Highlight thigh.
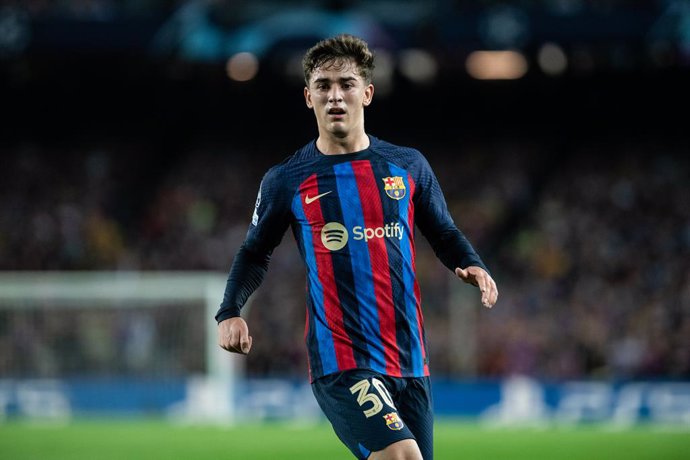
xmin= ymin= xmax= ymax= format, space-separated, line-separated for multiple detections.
xmin=312 ymin=370 xmax=417 ymax=459
xmin=396 ymin=377 xmax=434 ymax=460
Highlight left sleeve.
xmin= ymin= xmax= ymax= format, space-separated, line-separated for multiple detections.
xmin=412 ymin=151 xmax=489 ymax=273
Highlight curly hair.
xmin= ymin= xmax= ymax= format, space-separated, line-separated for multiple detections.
xmin=302 ymin=34 xmax=375 ymax=86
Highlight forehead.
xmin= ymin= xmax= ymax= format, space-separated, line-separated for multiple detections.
xmin=309 ymin=58 xmax=362 ymax=83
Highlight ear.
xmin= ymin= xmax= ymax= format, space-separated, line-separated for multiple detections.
xmin=304 ymin=87 xmax=313 ymax=109
xmin=362 ymin=83 xmax=374 ymax=107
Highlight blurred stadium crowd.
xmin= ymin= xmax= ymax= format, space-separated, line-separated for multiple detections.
xmin=1 ymin=0 xmax=688 ymax=383
xmin=1 ymin=138 xmax=687 ymax=381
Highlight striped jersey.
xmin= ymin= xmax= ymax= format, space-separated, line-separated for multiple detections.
xmin=217 ymin=136 xmax=487 ymax=381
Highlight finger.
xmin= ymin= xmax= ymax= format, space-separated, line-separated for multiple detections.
xmin=221 ymin=330 xmax=235 ymax=351
xmin=239 ymin=328 xmax=251 ymax=354
xmin=242 ymin=335 xmax=253 ymax=354
xmin=227 ymin=342 xmax=244 ymax=354
xmin=483 ymin=278 xmax=498 ymax=308
xmin=477 ymin=275 xmax=490 ymax=307
xmin=456 ymin=267 xmax=477 ymax=286
xmin=223 ymin=327 xmax=241 ymax=353
xmin=218 ymin=326 xmax=231 ymax=350
xmin=469 ymin=270 xmax=486 ymax=297
xmin=489 ymin=279 xmax=498 ymax=307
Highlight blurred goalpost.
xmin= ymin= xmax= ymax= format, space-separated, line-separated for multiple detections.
xmin=0 ymin=271 xmax=243 ymax=423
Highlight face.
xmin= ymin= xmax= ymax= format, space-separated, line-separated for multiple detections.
xmin=304 ymin=59 xmax=374 ymax=139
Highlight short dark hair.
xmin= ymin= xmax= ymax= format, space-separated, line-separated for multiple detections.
xmin=302 ymin=34 xmax=375 ymax=86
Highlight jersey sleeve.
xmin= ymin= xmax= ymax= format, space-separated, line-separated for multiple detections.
xmin=215 ymin=166 xmax=293 ymax=322
xmin=412 ymin=151 xmax=489 ymax=273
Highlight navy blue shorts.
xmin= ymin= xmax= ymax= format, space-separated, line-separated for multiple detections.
xmin=312 ymin=369 xmax=433 ymax=459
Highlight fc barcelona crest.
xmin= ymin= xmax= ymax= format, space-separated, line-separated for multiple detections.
xmin=384 ymin=412 xmax=404 ymax=431
xmin=382 ymin=176 xmax=406 ymax=200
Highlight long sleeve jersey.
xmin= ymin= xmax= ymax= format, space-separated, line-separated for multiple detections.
xmin=216 ymin=136 xmax=488 ymax=381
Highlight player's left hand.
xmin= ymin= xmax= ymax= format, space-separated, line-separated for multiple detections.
xmin=455 ymin=266 xmax=498 ymax=308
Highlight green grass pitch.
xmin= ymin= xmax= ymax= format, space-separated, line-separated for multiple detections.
xmin=1 ymin=418 xmax=688 ymax=459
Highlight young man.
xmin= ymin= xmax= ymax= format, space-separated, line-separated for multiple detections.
xmin=216 ymin=34 xmax=498 ymax=460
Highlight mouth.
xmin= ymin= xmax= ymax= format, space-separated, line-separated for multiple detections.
xmin=327 ymin=107 xmax=346 ymax=119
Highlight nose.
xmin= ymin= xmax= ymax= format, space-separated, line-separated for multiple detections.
xmin=328 ymin=87 xmax=343 ymax=103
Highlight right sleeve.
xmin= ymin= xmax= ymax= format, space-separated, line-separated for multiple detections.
xmin=215 ymin=167 xmax=293 ymax=322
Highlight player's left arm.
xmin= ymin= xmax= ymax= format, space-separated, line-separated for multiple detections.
xmin=411 ymin=152 xmax=498 ymax=308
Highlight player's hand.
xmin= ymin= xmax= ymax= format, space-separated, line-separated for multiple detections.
xmin=455 ymin=266 xmax=498 ymax=308
xmin=218 ymin=317 xmax=253 ymax=355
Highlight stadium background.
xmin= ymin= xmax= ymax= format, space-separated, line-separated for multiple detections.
xmin=1 ymin=1 xmax=689 ymax=458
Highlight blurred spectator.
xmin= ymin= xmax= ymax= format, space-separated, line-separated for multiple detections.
xmin=0 ymin=137 xmax=687 ymax=381
xmin=1 ymin=0 xmax=687 ymax=383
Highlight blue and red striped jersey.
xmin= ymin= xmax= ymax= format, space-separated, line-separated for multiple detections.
xmin=217 ymin=136 xmax=487 ymax=381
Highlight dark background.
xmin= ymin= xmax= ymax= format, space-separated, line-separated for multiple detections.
xmin=3 ymin=0 xmax=687 ymax=148
xmin=1 ymin=1 xmax=688 ymax=380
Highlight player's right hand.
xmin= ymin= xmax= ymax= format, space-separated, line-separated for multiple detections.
xmin=218 ymin=317 xmax=253 ymax=355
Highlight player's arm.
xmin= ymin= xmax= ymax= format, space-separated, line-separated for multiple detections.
xmin=412 ymin=153 xmax=498 ymax=308
xmin=216 ymin=243 xmax=272 ymax=355
xmin=216 ymin=168 xmax=291 ymax=354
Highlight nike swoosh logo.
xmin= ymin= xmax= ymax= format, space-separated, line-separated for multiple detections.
xmin=305 ymin=191 xmax=332 ymax=204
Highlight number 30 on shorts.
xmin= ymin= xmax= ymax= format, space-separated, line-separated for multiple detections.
xmin=349 ymin=378 xmax=397 ymax=418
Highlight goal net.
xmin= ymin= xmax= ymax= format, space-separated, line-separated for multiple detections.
xmin=0 ymin=271 xmax=242 ymax=423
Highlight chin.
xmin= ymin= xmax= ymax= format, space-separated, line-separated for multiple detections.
xmin=329 ymin=124 xmax=348 ymax=137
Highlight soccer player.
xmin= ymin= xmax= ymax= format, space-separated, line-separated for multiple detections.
xmin=216 ymin=34 xmax=498 ymax=460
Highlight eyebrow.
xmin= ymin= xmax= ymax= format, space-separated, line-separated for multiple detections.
xmin=313 ymin=76 xmax=358 ymax=84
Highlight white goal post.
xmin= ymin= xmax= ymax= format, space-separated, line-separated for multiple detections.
xmin=0 ymin=271 xmax=243 ymax=423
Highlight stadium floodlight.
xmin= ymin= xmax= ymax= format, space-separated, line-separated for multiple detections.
xmin=465 ymin=50 xmax=528 ymax=80
xmin=398 ymin=48 xmax=438 ymax=85
xmin=226 ymin=52 xmax=260 ymax=82
xmin=538 ymin=42 xmax=568 ymax=76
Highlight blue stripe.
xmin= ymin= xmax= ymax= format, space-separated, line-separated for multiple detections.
xmin=388 ymin=163 xmax=423 ymax=376
xmin=292 ymin=194 xmax=339 ymax=375
xmin=333 ymin=162 xmax=387 ymax=374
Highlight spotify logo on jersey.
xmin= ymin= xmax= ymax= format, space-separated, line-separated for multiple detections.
xmin=321 ymin=222 xmax=349 ymax=251
xmin=321 ymin=221 xmax=406 ymax=251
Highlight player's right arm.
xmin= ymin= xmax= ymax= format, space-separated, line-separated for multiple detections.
xmin=215 ymin=166 xmax=292 ymax=354
xmin=215 ymin=243 xmax=269 ymax=355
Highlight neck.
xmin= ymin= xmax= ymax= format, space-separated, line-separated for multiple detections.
xmin=316 ymin=130 xmax=370 ymax=155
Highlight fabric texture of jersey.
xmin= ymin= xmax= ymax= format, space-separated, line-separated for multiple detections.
xmin=216 ymin=136 xmax=487 ymax=381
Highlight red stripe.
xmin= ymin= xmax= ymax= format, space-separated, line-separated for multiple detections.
xmin=407 ymin=175 xmax=429 ymax=375
xmin=300 ymin=174 xmax=356 ymax=371
xmin=305 ymin=302 xmax=313 ymax=381
xmin=351 ymin=160 xmax=401 ymax=376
